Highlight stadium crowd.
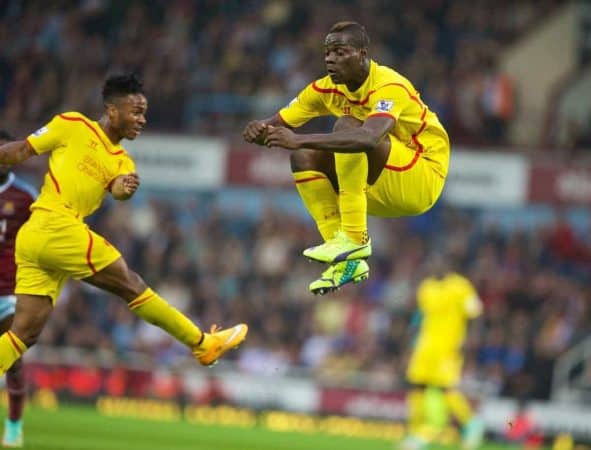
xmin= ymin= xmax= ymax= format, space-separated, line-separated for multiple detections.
xmin=29 ymin=195 xmax=590 ymax=402
xmin=0 ymin=0 xmax=565 ymax=145
xmin=1 ymin=0 xmax=588 ymax=407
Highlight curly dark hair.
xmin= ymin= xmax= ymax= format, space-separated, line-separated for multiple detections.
xmin=102 ymin=73 xmax=144 ymax=103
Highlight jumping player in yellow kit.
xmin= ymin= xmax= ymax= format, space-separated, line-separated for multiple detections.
xmin=0 ymin=74 xmax=247 ymax=377
xmin=243 ymin=21 xmax=450 ymax=295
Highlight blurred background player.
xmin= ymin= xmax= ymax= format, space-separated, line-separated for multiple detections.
xmin=0 ymin=130 xmax=36 ymax=447
xmin=0 ymin=74 xmax=247 ymax=380
xmin=243 ymin=21 xmax=449 ymax=296
xmin=401 ymin=254 xmax=484 ymax=450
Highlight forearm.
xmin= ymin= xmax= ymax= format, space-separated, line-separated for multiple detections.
xmin=0 ymin=141 xmax=36 ymax=165
xmin=296 ymin=128 xmax=380 ymax=153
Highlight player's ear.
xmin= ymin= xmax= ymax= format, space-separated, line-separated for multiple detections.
xmin=105 ymin=102 xmax=118 ymax=120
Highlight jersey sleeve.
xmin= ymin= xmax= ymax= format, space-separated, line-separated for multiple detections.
xmin=117 ymin=154 xmax=136 ymax=175
xmin=26 ymin=115 xmax=66 ymax=154
xmin=367 ymin=84 xmax=416 ymax=121
xmin=106 ymin=154 xmax=136 ymax=191
xmin=457 ymin=277 xmax=482 ymax=319
xmin=278 ymin=82 xmax=331 ymax=128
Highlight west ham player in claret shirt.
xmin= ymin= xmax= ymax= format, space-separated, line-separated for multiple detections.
xmin=0 ymin=130 xmax=37 ymax=447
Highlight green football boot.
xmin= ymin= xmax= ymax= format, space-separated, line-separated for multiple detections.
xmin=309 ymin=260 xmax=370 ymax=295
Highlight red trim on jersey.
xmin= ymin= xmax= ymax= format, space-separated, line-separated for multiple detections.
xmin=312 ymin=82 xmax=375 ymax=105
xmin=6 ymin=332 xmax=24 ymax=356
xmin=25 ymin=137 xmax=40 ymax=155
xmin=311 ymin=81 xmax=426 ymax=108
xmin=384 ymin=107 xmax=428 ymax=172
xmin=48 ymin=167 xmax=61 ymax=193
xmin=367 ymin=112 xmax=396 ymax=120
xmin=58 ymin=114 xmax=125 ymax=155
xmin=86 ymin=230 xmax=97 ymax=274
xmin=294 ymin=175 xmax=327 ymax=184
xmin=385 ymin=151 xmax=422 ymax=172
xmin=387 ymin=82 xmax=425 ymax=109
xmin=311 ymin=78 xmax=430 ymax=172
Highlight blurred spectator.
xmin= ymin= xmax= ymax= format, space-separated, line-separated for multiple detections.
xmin=0 ymin=0 xmax=563 ymax=145
xmin=21 ymin=193 xmax=588 ymax=402
xmin=2 ymin=0 xmax=585 ymax=405
xmin=479 ymin=47 xmax=514 ymax=144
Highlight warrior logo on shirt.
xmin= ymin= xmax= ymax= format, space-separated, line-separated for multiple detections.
xmin=88 ymin=139 xmax=99 ymax=151
xmin=375 ymin=100 xmax=394 ymax=112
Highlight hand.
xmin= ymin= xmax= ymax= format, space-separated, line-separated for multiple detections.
xmin=243 ymin=120 xmax=268 ymax=145
xmin=264 ymin=126 xmax=300 ymax=150
xmin=122 ymin=173 xmax=140 ymax=195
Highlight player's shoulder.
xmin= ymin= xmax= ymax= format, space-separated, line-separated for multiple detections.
xmin=372 ymin=61 xmax=414 ymax=90
xmin=447 ymin=272 xmax=474 ymax=288
xmin=37 ymin=111 xmax=91 ymax=132
xmin=55 ymin=111 xmax=90 ymax=122
xmin=373 ymin=61 xmax=400 ymax=81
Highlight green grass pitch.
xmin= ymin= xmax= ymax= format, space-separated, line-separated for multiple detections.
xmin=14 ymin=404 xmax=542 ymax=450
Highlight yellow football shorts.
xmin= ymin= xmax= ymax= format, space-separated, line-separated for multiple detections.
xmin=15 ymin=210 xmax=122 ymax=303
xmin=366 ymin=134 xmax=447 ymax=218
xmin=406 ymin=346 xmax=463 ymax=388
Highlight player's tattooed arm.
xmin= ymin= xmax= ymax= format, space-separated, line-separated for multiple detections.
xmin=265 ymin=115 xmax=394 ymax=153
xmin=0 ymin=140 xmax=37 ymax=165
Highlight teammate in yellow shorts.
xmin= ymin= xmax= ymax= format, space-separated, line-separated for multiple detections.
xmin=0 ymin=74 xmax=247 ymax=376
xmin=243 ymin=21 xmax=450 ymax=295
xmin=402 ymin=255 xmax=484 ymax=450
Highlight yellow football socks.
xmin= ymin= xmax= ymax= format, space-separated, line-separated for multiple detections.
xmin=406 ymin=388 xmax=425 ymax=434
xmin=414 ymin=386 xmax=448 ymax=443
xmin=0 ymin=331 xmax=27 ymax=376
xmin=129 ymin=288 xmax=203 ymax=348
xmin=293 ymin=170 xmax=340 ymax=241
xmin=334 ymin=153 xmax=368 ymax=244
xmin=444 ymin=390 xmax=473 ymax=425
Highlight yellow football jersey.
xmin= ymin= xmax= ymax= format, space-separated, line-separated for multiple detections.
xmin=279 ymin=60 xmax=450 ymax=177
xmin=26 ymin=112 xmax=135 ymax=220
xmin=414 ymin=273 xmax=481 ymax=352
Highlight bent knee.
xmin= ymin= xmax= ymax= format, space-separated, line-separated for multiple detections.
xmin=290 ymin=148 xmax=332 ymax=173
xmin=119 ymin=270 xmax=147 ymax=301
xmin=333 ymin=115 xmax=363 ymax=132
